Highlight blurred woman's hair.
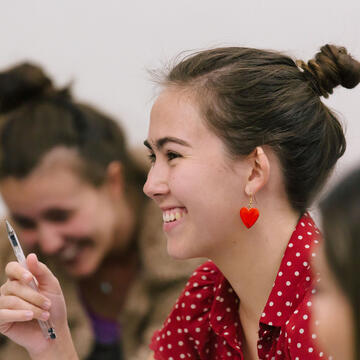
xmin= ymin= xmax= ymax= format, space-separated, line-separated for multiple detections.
xmin=0 ymin=63 xmax=146 ymax=194
xmin=320 ymin=167 xmax=360 ymax=359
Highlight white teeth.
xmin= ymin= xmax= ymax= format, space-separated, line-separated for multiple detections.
xmin=162 ymin=209 xmax=186 ymax=223
xmin=60 ymin=245 xmax=78 ymax=261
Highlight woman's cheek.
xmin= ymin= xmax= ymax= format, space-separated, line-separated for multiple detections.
xmin=19 ymin=230 xmax=39 ymax=248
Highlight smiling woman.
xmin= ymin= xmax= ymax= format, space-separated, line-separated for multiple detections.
xmin=0 ymin=150 xmax=119 ymax=274
xmin=0 ymin=63 xmax=144 ymax=279
xmin=143 ymin=44 xmax=360 ymax=359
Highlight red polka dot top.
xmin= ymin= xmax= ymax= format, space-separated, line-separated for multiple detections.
xmin=150 ymin=213 xmax=327 ymax=359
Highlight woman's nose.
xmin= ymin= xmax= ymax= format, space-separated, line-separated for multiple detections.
xmin=37 ymin=222 xmax=64 ymax=255
xmin=143 ymin=164 xmax=170 ymax=200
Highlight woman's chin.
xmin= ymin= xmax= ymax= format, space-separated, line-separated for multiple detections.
xmin=65 ymin=264 xmax=92 ymax=278
xmin=166 ymin=238 xmax=199 ymax=260
xmin=63 ymin=255 xmax=98 ymax=278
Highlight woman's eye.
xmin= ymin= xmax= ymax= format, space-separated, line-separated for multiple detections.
xmin=12 ymin=215 xmax=36 ymax=230
xmin=147 ymin=151 xmax=180 ymax=164
xmin=167 ymin=151 xmax=181 ymax=161
xmin=44 ymin=209 xmax=73 ymax=223
xmin=147 ymin=153 xmax=156 ymax=164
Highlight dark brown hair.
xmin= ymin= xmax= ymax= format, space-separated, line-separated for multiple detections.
xmin=0 ymin=62 xmax=146 ymax=193
xmin=320 ymin=167 xmax=360 ymax=360
xmin=158 ymin=45 xmax=360 ymax=214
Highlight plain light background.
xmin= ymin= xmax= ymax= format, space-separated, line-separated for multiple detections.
xmin=0 ymin=0 xmax=359 ymax=217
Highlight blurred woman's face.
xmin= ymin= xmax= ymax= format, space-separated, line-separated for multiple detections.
xmin=311 ymin=244 xmax=355 ymax=360
xmin=0 ymin=150 xmax=127 ymax=278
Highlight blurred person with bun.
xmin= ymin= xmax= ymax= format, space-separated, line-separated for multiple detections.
xmin=0 ymin=62 xmax=200 ymax=360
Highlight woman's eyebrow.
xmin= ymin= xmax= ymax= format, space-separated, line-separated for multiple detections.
xmin=144 ymin=137 xmax=191 ymax=150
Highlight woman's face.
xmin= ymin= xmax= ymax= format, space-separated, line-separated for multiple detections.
xmin=0 ymin=151 xmax=125 ymax=278
xmin=143 ymin=88 xmax=248 ymax=260
xmin=311 ymin=244 xmax=355 ymax=359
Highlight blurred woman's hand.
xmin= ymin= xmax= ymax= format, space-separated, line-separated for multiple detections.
xmin=0 ymin=253 xmax=78 ymax=359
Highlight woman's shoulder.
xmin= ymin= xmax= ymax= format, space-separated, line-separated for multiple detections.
xmin=171 ymin=260 xmax=221 ymax=304
xmin=181 ymin=260 xmax=222 ymax=296
xmin=149 ymin=261 xmax=222 ymax=358
xmin=164 ymin=260 xmax=221 ymax=316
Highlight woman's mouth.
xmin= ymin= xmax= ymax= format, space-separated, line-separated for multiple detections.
xmin=58 ymin=239 xmax=93 ymax=263
xmin=162 ymin=207 xmax=187 ymax=232
xmin=162 ymin=207 xmax=187 ymax=223
xmin=59 ymin=244 xmax=80 ymax=262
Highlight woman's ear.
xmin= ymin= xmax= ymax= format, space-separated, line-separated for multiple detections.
xmin=105 ymin=161 xmax=125 ymax=198
xmin=244 ymin=146 xmax=270 ymax=196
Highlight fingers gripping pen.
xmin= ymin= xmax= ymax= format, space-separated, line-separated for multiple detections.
xmin=5 ymin=220 xmax=56 ymax=340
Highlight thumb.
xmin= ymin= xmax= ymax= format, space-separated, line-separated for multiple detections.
xmin=26 ymin=253 xmax=62 ymax=295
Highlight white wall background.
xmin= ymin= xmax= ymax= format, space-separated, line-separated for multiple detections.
xmin=0 ymin=0 xmax=359 ymax=216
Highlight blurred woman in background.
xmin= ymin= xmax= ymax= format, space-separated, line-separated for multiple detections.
xmin=312 ymin=166 xmax=360 ymax=360
xmin=0 ymin=62 xmax=200 ymax=360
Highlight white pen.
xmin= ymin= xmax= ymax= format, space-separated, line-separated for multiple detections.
xmin=5 ymin=220 xmax=56 ymax=340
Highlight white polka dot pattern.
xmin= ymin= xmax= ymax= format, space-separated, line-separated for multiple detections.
xmin=150 ymin=213 xmax=327 ymax=359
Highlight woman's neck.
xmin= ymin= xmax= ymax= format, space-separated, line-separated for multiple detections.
xmin=78 ymin=193 xmax=144 ymax=318
xmin=78 ymin=248 xmax=140 ymax=318
xmin=210 ymin=203 xmax=300 ymax=324
xmin=112 ymin=193 xmax=137 ymax=253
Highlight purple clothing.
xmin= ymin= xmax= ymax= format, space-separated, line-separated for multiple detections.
xmin=86 ymin=308 xmax=121 ymax=344
xmin=81 ymin=294 xmax=121 ymax=344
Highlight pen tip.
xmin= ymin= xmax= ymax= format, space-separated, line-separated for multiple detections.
xmin=5 ymin=220 xmax=12 ymax=234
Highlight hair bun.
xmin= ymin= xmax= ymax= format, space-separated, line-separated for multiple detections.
xmin=296 ymin=44 xmax=360 ymax=98
xmin=0 ymin=62 xmax=54 ymax=113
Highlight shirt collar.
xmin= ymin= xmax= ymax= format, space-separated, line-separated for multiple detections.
xmin=209 ymin=213 xmax=321 ymax=336
xmin=209 ymin=273 xmax=242 ymax=350
xmin=260 ymin=212 xmax=321 ymax=327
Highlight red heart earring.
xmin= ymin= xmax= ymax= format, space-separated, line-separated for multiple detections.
xmin=240 ymin=194 xmax=259 ymax=229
